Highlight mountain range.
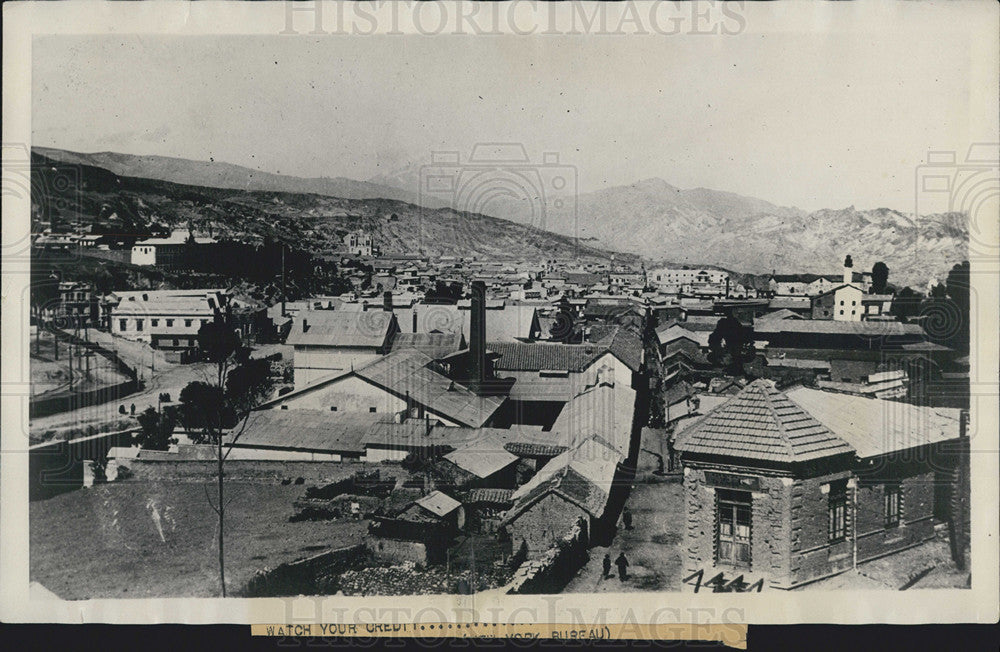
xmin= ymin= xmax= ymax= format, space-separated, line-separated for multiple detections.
xmin=35 ymin=147 xmax=968 ymax=288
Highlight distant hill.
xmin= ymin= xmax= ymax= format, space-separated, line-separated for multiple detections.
xmin=30 ymin=150 xmax=625 ymax=263
xmin=370 ymin=164 xmax=968 ymax=289
xmin=37 ymin=147 xmax=969 ymax=287
xmin=34 ymin=146 xmax=446 ymax=209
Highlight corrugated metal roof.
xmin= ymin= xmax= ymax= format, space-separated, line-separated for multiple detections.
xmin=389 ymin=332 xmax=464 ymax=360
xmin=755 ymin=319 xmax=923 ymax=337
xmin=415 ymin=490 xmax=462 ymax=516
xmin=549 ymin=382 xmax=636 ymax=458
xmin=229 ymin=410 xmax=378 ymax=453
xmin=784 ymin=386 xmax=962 ymax=458
xmin=674 ymin=380 xmax=855 ymax=463
xmin=356 ymin=350 xmax=505 ymax=428
xmin=286 ymin=310 xmax=394 ymax=347
xmin=444 ymin=440 xmax=519 ymax=478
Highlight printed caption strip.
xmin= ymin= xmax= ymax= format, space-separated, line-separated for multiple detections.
xmin=251 ymin=622 xmax=748 ymax=647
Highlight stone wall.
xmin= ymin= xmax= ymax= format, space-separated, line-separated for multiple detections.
xmin=508 ymin=493 xmax=587 ymax=557
xmin=682 ymin=465 xmax=793 ymax=589
xmin=506 ymin=520 xmax=588 ymax=594
xmin=239 ymin=544 xmax=369 ymax=597
xmin=369 ymin=537 xmax=430 ymax=565
xmin=123 ymin=459 xmax=360 ymax=484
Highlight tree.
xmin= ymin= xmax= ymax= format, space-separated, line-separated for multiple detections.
xmin=30 ymin=270 xmax=60 ymax=355
xmin=707 ymin=314 xmax=756 ymax=376
xmin=871 ymin=262 xmax=889 ymax=294
xmin=889 ymin=287 xmax=923 ymax=321
xmin=135 ymin=407 xmax=177 ymax=451
xmin=178 ymin=315 xmax=273 ymax=597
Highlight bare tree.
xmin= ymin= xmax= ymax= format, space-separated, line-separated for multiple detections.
xmin=178 ymin=315 xmax=272 ymax=596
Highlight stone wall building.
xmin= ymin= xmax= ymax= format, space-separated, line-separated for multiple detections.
xmin=675 ymin=379 xmax=966 ymax=590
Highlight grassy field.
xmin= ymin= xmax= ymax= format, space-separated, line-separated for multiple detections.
xmin=30 ymin=480 xmax=367 ymax=599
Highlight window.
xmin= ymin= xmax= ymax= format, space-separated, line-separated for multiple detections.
xmin=369 ymin=407 xmax=377 ymax=413
xmin=185 ymin=319 xmax=193 ymax=327
xmin=330 ymin=406 xmax=338 ymax=412
xmin=716 ymin=489 xmax=752 ymax=567
xmin=280 ymin=405 xmax=288 ymax=410
xmin=201 ymin=319 xmax=209 ymax=327
xmin=839 ymin=300 xmax=844 ymax=305
xmin=828 ymin=481 xmax=849 ymax=543
xmin=166 ymin=319 xmax=174 ymax=327
xmin=173 ymin=339 xmax=179 ymax=347
xmin=151 ymin=319 xmax=159 ymax=327
xmin=839 ymin=310 xmax=844 ymax=315
xmin=884 ymin=483 xmax=901 ymax=528
xmin=851 ymin=300 xmax=856 ymax=306
xmin=119 ymin=319 xmax=127 ymax=331
xmin=135 ymin=319 xmax=144 ymax=332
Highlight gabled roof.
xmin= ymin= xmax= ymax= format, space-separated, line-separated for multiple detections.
xmin=784 ymin=386 xmax=961 ymax=458
xmin=286 ymin=310 xmax=394 ymax=348
xmin=674 ymin=379 xmax=855 ymax=464
xmin=392 ymin=305 xmax=464 ymax=335
xmin=463 ymin=488 xmax=514 ymax=505
xmin=656 ymin=323 xmax=708 ymax=347
xmin=768 ymin=297 xmax=813 ymax=310
xmin=756 ymin=308 xmax=804 ymax=323
xmin=355 ymin=350 xmax=505 ymax=428
xmin=549 ymin=382 xmax=636 ymax=458
xmin=414 ymin=490 xmax=462 ymax=517
xmin=592 ymin=326 xmax=643 ymax=372
xmin=443 ymin=438 xmax=519 ymax=478
xmin=485 ymin=306 xmax=541 ymax=342
xmin=504 ymin=436 xmax=622 ymax=523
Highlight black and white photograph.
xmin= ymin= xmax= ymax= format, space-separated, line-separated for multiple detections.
xmin=2 ymin=0 xmax=997 ymax=630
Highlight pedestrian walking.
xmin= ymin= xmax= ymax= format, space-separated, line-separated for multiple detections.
xmin=602 ymin=554 xmax=612 ymax=579
xmin=615 ymin=553 xmax=629 ymax=581
xmin=623 ymin=507 xmax=633 ymax=531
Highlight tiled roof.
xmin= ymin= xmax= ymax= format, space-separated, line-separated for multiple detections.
xmin=286 ymin=310 xmax=394 ymax=347
xmin=489 ymin=342 xmax=607 ymax=372
xmin=356 ymin=350 xmax=505 ymax=428
xmin=768 ymin=297 xmax=812 ymax=310
xmin=504 ymin=442 xmax=568 ymax=458
xmin=674 ymin=379 xmax=855 ymax=463
xmin=503 ymin=437 xmax=622 ymax=525
xmin=594 ymin=327 xmax=643 ymax=372
xmin=463 ymin=488 xmax=514 ymax=505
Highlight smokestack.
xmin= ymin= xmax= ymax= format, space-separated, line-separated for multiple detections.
xmin=383 ymin=290 xmax=393 ymax=312
xmin=843 ymin=255 xmax=854 ymax=285
xmin=302 ymin=318 xmax=309 ymax=333
xmin=412 ymin=309 xmax=418 ymax=333
xmin=470 ymin=280 xmax=487 ymax=390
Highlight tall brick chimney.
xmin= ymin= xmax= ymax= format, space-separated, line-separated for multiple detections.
xmin=470 ymin=280 xmax=487 ymax=389
xmin=383 ymin=290 xmax=393 ymax=312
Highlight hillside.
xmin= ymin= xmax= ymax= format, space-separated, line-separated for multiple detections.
xmin=369 ymin=163 xmax=969 ymax=289
xmin=34 ymin=146 xmax=444 ymax=209
xmin=30 ymin=150 xmax=625 ymax=263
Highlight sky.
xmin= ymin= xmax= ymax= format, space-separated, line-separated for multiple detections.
xmin=32 ymin=17 xmax=995 ymax=213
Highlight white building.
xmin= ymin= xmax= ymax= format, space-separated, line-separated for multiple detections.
xmin=130 ymin=230 xmax=217 ymax=267
xmin=109 ymin=289 xmax=227 ymax=344
xmin=343 ymin=230 xmax=373 ymax=257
